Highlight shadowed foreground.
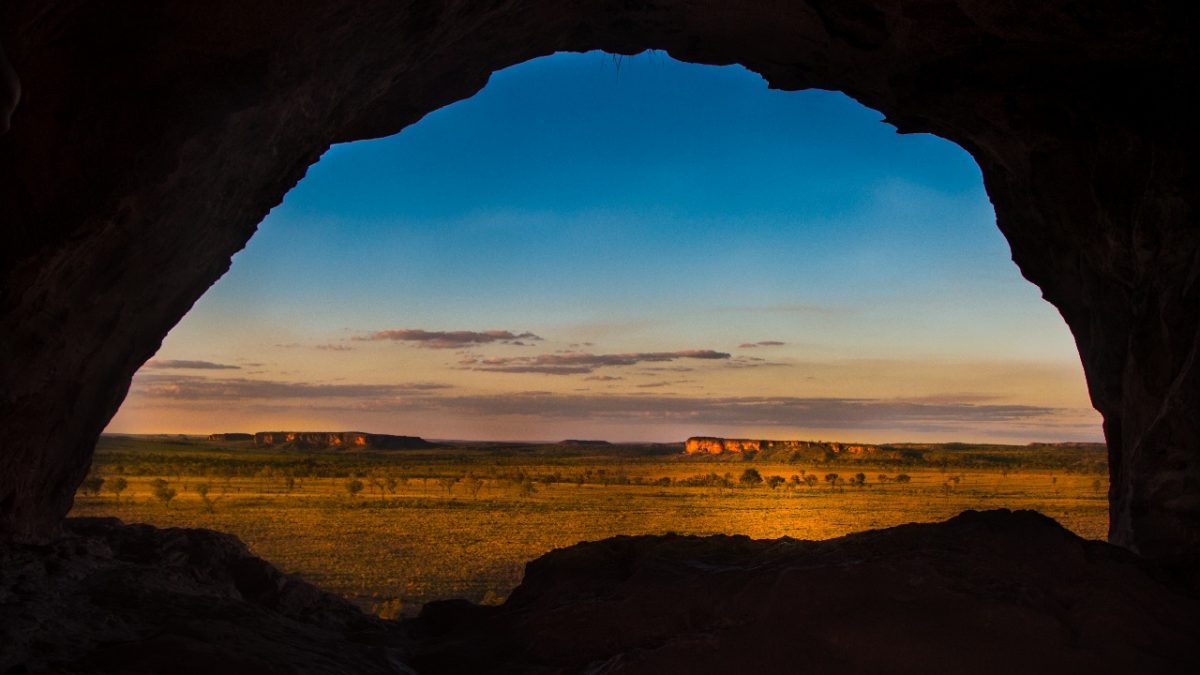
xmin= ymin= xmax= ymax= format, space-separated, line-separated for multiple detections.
xmin=3 ymin=511 xmax=1197 ymax=674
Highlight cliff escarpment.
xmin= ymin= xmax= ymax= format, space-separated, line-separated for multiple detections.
xmin=685 ymin=436 xmax=915 ymax=461
xmin=254 ymin=431 xmax=437 ymax=451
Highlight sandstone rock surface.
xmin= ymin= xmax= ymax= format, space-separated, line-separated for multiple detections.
xmin=254 ymin=431 xmax=437 ymax=451
xmin=685 ymin=436 xmax=905 ymax=460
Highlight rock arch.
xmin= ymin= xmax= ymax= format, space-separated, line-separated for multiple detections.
xmin=0 ymin=1 xmax=1196 ymax=558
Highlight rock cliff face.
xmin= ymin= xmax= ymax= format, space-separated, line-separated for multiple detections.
xmin=254 ymin=431 xmax=436 ymax=450
xmin=0 ymin=518 xmax=411 ymax=674
xmin=0 ymin=2 xmax=1196 ymax=560
xmin=685 ymin=436 xmax=905 ymax=460
xmin=408 ymin=510 xmax=1200 ymax=674
xmin=208 ymin=432 xmax=252 ymax=442
xmin=5 ymin=511 xmax=1196 ymax=674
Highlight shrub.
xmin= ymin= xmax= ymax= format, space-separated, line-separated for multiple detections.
xmin=108 ymin=476 xmax=128 ymax=500
xmin=894 ymin=474 xmax=911 ymax=484
xmin=152 ymin=482 xmax=177 ymax=506
xmin=765 ymin=475 xmax=786 ymax=490
xmin=739 ymin=468 xmax=763 ymax=487
xmin=345 ymin=479 xmax=364 ymax=497
xmin=195 ymin=482 xmax=217 ymax=512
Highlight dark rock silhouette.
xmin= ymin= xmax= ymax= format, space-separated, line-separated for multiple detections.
xmin=408 ymin=510 xmax=1200 ymax=675
xmin=0 ymin=2 xmax=1197 ymax=672
xmin=5 ymin=511 xmax=1196 ymax=674
xmin=0 ymin=0 xmax=1195 ymax=558
xmin=0 ymin=518 xmax=411 ymax=674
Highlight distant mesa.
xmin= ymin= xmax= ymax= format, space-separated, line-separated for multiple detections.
xmin=252 ymin=431 xmax=437 ymax=450
xmin=559 ymin=439 xmax=612 ymax=446
xmin=208 ymin=432 xmax=252 ymax=441
xmin=685 ymin=436 xmax=914 ymax=461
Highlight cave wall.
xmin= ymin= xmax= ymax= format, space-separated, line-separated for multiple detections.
xmin=1 ymin=1 xmax=1196 ymax=558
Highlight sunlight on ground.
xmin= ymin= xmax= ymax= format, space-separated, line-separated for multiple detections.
xmin=72 ymin=442 xmax=1107 ymax=619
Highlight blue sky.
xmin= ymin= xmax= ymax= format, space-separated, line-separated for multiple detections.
xmin=108 ymin=51 xmax=1099 ymax=443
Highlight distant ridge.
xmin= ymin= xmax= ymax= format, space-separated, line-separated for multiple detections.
xmin=253 ymin=431 xmax=437 ymax=450
xmin=685 ymin=436 xmax=913 ymax=461
xmin=208 ymin=432 xmax=252 ymax=441
xmin=559 ymin=439 xmax=612 ymax=446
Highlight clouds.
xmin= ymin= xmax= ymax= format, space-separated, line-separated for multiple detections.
xmin=463 ymin=349 xmax=731 ymax=375
xmin=131 ymin=374 xmax=449 ymax=400
xmin=143 ymin=360 xmax=241 ymax=370
xmin=738 ymin=341 xmax=786 ymax=348
xmin=126 ymin=372 xmax=1088 ymax=435
xmin=356 ymin=329 xmax=542 ymax=349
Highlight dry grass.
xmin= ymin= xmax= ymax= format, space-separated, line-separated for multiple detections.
xmin=71 ymin=457 xmax=1107 ymax=618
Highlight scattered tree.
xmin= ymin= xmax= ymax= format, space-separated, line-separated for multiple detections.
xmin=463 ymin=475 xmax=484 ymax=499
xmin=824 ymin=473 xmax=840 ymax=488
xmin=803 ymin=474 xmax=818 ymax=488
xmin=765 ymin=475 xmax=786 ymax=490
xmin=894 ymin=474 xmax=911 ymax=484
xmin=739 ymin=468 xmax=764 ymax=487
xmin=848 ymin=472 xmax=866 ymax=488
xmin=108 ymin=476 xmax=129 ymax=501
xmin=369 ymin=475 xmax=389 ymax=504
xmin=517 ymin=478 xmax=537 ymax=497
xmin=79 ymin=476 xmax=105 ymax=497
xmin=345 ymin=479 xmax=364 ymax=498
xmin=195 ymin=482 xmax=217 ymax=513
xmin=152 ymin=481 xmax=177 ymax=507
xmin=438 ymin=475 xmax=460 ymax=497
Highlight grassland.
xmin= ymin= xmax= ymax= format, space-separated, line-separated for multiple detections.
xmin=70 ymin=435 xmax=1109 ymax=618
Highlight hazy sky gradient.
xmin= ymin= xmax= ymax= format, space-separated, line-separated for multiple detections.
xmin=108 ymin=51 xmax=1100 ymax=443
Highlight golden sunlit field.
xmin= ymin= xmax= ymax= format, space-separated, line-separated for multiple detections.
xmin=71 ymin=436 xmax=1108 ymax=619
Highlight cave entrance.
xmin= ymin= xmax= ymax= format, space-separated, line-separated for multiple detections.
xmin=73 ymin=51 xmax=1106 ymax=616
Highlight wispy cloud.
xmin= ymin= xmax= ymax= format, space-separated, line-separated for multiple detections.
xmin=356 ymin=329 xmax=543 ymax=349
xmin=144 ymin=360 xmax=241 ymax=370
xmin=128 ymin=375 xmax=1084 ymax=431
xmin=315 ymin=343 xmax=354 ymax=352
xmin=131 ymin=374 xmax=449 ymax=400
xmin=738 ymin=340 xmax=786 ymax=348
xmin=469 ymin=350 xmax=731 ymax=375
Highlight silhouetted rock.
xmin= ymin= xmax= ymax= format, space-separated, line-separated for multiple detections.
xmin=0 ymin=518 xmax=413 ymax=674
xmin=408 ymin=510 xmax=1200 ymax=675
xmin=1 ymin=1 xmax=1194 ymax=554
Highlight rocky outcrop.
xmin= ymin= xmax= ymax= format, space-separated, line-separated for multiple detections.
xmin=407 ymin=510 xmax=1200 ymax=674
xmin=0 ymin=517 xmax=412 ymax=674
xmin=253 ymin=431 xmax=436 ymax=450
xmin=685 ymin=436 xmax=907 ymax=460
xmin=4 ymin=511 xmax=1198 ymax=673
xmin=208 ymin=432 xmax=252 ymax=442
xmin=0 ymin=2 xmax=1196 ymax=559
